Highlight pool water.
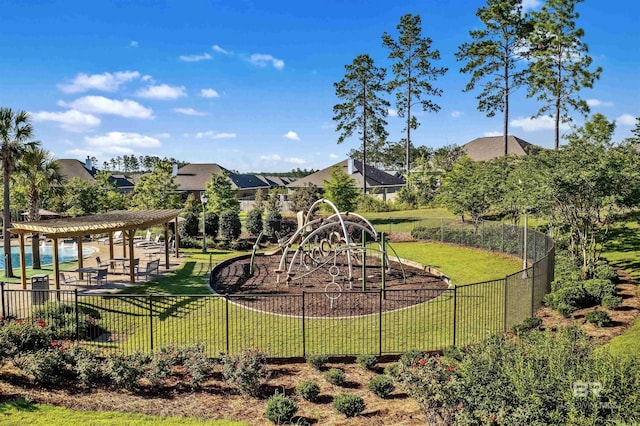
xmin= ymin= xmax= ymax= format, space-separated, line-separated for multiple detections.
xmin=0 ymin=244 xmax=93 ymax=269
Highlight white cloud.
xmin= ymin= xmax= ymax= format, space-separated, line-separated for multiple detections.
xmin=616 ymin=114 xmax=637 ymax=126
xmin=249 ymin=53 xmax=285 ymax=70
xmin=283 ymin=130 xmax=300 ymax=141
xmin=154 ymin=132 xmax=171 ymax=139
xmin=174 ymin=107 xmax=208 ymax=116
xmin=388 ymin=108 xmax=398 ymax=117
xmin=451 ymin=111 xmax=462 ymax=118
xmin=510 ymin=116 xmax=571 ymax=132
xmin=179 ymin=52 xmax=212 ymax=62
xmin=200 ymin=88 xmax=220 ymax=98
xmin=85 ymin=132 xmax=161 ymax=149
xmin=58 ymin=96 xmax=153 ymax=119
xmin=329 ymin=153 xmax=338 ymax=159
xmin=130 ymin=40 xmax=139 ymax=48
xmin=285 ymin=157 xmax=306 ymax=165
xmin=483 ymin=131 xmax=502 ymax=137
xmin=586 ymin=98 xmax=614 ymax=107
xmin=195 ymin=131 xmax=237 ymax=139
xmin=141 ymin=75 xmax=153 ymax=82
xmin=136 ymin=84 xmax=186 ymax=100
xmin=58 ymin=71 xmax=141 ymax=93
xmin=31 ymin=109 xmax=101 ymax=132
xmin=212 ymin=44 xmax=229 ymax=55
xmin=521 ymin=0 xmax=541 ymax=11
xmin=260 ymin=154 xmax=282 ymax=161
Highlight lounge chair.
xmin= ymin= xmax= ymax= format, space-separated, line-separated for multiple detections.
xmin=136 ymin=233 xmax=162 ymax=248
xmin=98 ymin=230 xmax=123 ymax=245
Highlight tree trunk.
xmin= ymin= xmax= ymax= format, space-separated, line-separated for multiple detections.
xmin=3 ymin=155 xmax=13 ymax=278
xmin=503 ymin=52 xmax=509 ymax=157
xmin=406 ymin=83 xmax=411 ymax=179
xmin=362 ymin=83 xmax=367 ymax=195
xmin=554 ymin=47 xmax=562 ymax=150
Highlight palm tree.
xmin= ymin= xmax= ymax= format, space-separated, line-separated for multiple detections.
xmin=15 ymin=145 xmax=64 ymax=269
xmin=0 ymin=108 xmax=34 ymax=278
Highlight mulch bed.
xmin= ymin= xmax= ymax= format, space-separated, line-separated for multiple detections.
xmin=212 ymin=254 xmax=448 ymax=317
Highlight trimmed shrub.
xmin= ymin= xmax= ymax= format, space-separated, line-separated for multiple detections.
xmin=602 ymin=295 xmax=623 ymax=309
xmin=383 ymin=363 xmax=400 ymax=378
xmin=204 ymin=211 xmax=219 ymax=240
xmin=179 ymin=212 xmax=200 ymax=239
xmin=19 ymin=349 xmax=72 ymax=386
xmin=589 ymin=260 xmax=618 ymax=281
xmin=368 ymin=375 xmax=395 ymax=398
xmin=220 ymin=349 xmax=268 ymax=396
xmin=296 ymin=380 xmax=320 ymax=402
xmin=324 ymin=368 xmax=345 ymax=386
xmin=264 ymin=211 xmax=282 ymax=237
xmin=356 ymin=354 xmax=377 ymax=371
xmin=265 ymin=392 xmax=298 ymax=424
xmin=181 ymin=345 xmax=213 ymax=387
xmin=511 ymin=317 xmax=542 ymax=335
xmin=333 ymin=393 xmax=365 ymax=418
xmin=400 ymin=349 xmax=424 ymax=368
xmin=104 ymin=352 xmax=142 ymax=390
xmin=0 ymin=318 xmax=51 ymax=358
xmin=356 ymin=195 xmax=391 ymax=213
xmin=586 ymin=310 xmax=611 ymax=327
xmin=246 ymin=208 xmax=264 ymax=237
xmin=66 ymin=345 xmax=104 ymax=385
xmin=306 ymin=354 xmax=328 ymax=370
xmin=219 ymin=210 xmax=242 ymax=241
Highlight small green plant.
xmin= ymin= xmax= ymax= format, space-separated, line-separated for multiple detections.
xmin=324 ymin=368 xmax=345 ymax=386
xmin=586 ymin=310 xmax=611 ymax=327
xmin=368 ymin=375 xmax=395 ymax=398
xmin=104 ymin=352 xmax=142 ymax=390
xmin=265 ymin=392 xmax=298 ymax=424
xmin=181 ymin=345 xmax=213 ymax=387
xmin=602 ymin=295 xmax=623 ymax=309
xmin=19 ymin=349 xmax=72 ymax=386
xmin=220 ymin=349 xmax=268 ymax=396
xmin=306 ymin=354 xmax=328 ymax=370
xmin=66 ymin=345 xmax=104 ymax=385
xmin=400 ymin=349 xmax=424 ymax=367
xmin=511 ymin=317 xmax=543 ymax=335
xmin=333 ymin=393 xmax=365 ymax=418
xmin=356 ymin=354 xmax=377 ymax=370
xmin=383 ymin=363 xmax=400 ymax=378
xmin=296 ymin=380 xmax=320 ymax=402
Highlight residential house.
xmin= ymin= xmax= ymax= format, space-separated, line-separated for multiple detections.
xmin=461 ymin=135 xmax=543 ymax=161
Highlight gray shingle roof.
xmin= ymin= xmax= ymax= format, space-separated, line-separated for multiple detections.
xmin=175 ymin=164 xmax=287 ymax=191
xmin=462 ymin=135 xmax=539 ymax=161
xmin=56 ymin=159 xmax=96 ymax=182
xmin=288 ymin=159 xmax=405 ymax=189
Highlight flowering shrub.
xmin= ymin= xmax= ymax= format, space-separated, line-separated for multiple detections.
xmin=220 ymin=349 xmax=268 ymax=396
xmin=18 ymin=349 xmax=72 ymax=386
xmin=104 ymin=352 xmax=142 ymax=390
xmin=180 ymin=345 xmax=212 ymax=387
xmin=0 ymin=317 xmax=52 ymax=358
xmin=66 ymin=345 xmax=105 ymax=385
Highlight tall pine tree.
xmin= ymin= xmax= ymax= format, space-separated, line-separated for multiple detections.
xmin=333 ymin=54 xmax=389 ymax=194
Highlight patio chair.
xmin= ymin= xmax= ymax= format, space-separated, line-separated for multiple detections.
xmin=94 ymin=268 xmax=108 ymax=285
xmin=96 ymin=256 xmax=104 ymax=267
xmin=125 ymin=258 xmax=140 ymax=274
xmin=58 ymin=272 xmax=77 ymax=286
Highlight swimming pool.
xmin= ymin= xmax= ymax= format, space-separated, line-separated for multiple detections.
xmin=0 ymin=244 xmax=94 ymax=270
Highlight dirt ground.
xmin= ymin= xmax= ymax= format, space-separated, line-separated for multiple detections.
xmin=0 ymin=361 xmax=425 ymax=425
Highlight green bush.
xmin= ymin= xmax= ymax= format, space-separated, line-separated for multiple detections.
xmin=589 ymin=260 xmax=618 ymax=281
xmin=265 ymin=392 xmax=297 ymax=424
xmin=219 ymin=210 xmax=242 ymax=241
xmin=220 ymin=349 xmax=267 ymax=396
xmin=399 ymin=349 xmax=424 ymax=368
xmin=602 ymin=294 xmax=623 ymax=309
xmin=511 ymin=317 xmax=542 ymax=335
xmin=246 ymin=208 xmax=264 ymax=237
xmin=356 ymin=195 xmax=391 ymax=213
xmin=356 ymin=354 xmax=377 ymax=370
xmin=586 ymin=310 xmax=611 ymax=327
xmin=19 ymin=349 xmax=72 ymax=386
xmin=0 ymin=318 xmax=52 ymax=358
xmin=178 ymin=235 xmax=200 ymax=249
xmin=66 ymin=345 xmax=104 ymax=385
xmin=306 ymin=354 xmax=328 ymax=370
xmin=368 ymin=375 xmax=395 ymax=398
xmin=180 ymin=345 xmax=213 ymax=387
xmin=204 ymin=211 xmax=219 ymax=239
xmin=383 ymin=363 xmax=400 ymax=378
xmin=324 ymin=368 xmax=345 ymax=386
xmin=179 ymin=212 xmax=200 ymax=239
xmin=333 ymin=393 xmax=365 ymax=418
xmin=104 ymin=352 xmax=142 ymax=390
xmin=296 ymin=380 xmax=320 ymax=402
xmin=264 ymin=210 xmax=282 ymax=237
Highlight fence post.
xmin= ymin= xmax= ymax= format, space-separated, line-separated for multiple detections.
xmin=0 ymin=282 xmax=5 ymax=318
xmin=302 ymin=291 xmax=306 ymax=358
xmin=530 ymin=264 xmax=536 ymax=317
xmin=148 ymin=294 xmax=154 ymax=351
xmin=225 ymin=294 xmax=230 ymax=354
xmin=452 ymin=286 xmax=457 ymax=347
xmin=503 ymin=277 xmax=508 ymax=331
xmin=75 ymin=289 xmax=79 ymax=342
xmin=379 ymin=290 xmax=383 ymax=356
xmin=440 ymin=218 xmax=444 ymax=242
xmin=381 ymin=232 xmax=386 ymax=300
xmin=361 ymin=229 xmax=367 ymax=291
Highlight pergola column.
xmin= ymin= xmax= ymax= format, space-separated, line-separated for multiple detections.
xmin=163 ymin=222 xmax=169 ymax=269
xmin=77 ymin=236 xmax=84 ymax=280
xmin=128 ymin=229 xmax=136 ymax=283
xmin=19 ymin=234 xmax=26 ymax=289
xmin=52 ymin=237 xmax=60 ymax=290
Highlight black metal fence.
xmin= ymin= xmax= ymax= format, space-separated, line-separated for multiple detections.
xmin=0 ymin=219 xmax=554 ymax=358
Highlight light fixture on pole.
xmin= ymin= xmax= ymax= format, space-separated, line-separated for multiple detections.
xmin=200 ymin=192 xmax=208 ymax=254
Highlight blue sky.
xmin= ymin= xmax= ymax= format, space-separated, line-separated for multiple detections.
xmin=0 ymin=0 xmax=638 ymax=172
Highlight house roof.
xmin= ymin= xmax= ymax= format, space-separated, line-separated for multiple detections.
xmin=56 ymin=159 xmax=96 ymax=182
xmin=288 ymin=159 xmax=405 ymax=189
xmin=461 ymin=135 xmax=539 ymax=161
xmin=174 ymin=163 xmax=279 ymax=192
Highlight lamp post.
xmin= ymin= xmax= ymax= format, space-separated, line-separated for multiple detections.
xmin=201 ymin=193 xmax=208 ymax=253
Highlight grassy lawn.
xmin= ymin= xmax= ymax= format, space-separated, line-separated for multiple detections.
xmin=0 ymin=398 xmax=245 ymax=426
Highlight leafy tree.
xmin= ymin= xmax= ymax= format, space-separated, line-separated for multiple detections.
xmin=264 ymin=210 xmax=282 ymax=237
xmin=432 ymin=144 xmax=465 ymax=172
xmin=246 ymin=208 xmax=263 ymax=237
xmin=289 ymin=183 xmax=320 ymax=212
xmin=183 ymin=192 xmax=201 ymax=216
xmin=179 ymin=212 xmax=199 ymax=239
xmin=396 ymin=154 xmax=439 ymax=208
xmin=333 ymin=54 xmax=389 ymax=194
xmin=130 ymin=162 xmax=181 ymax=210
xmin=204 ymin=211 xmax=219 ymax=239
xmin=13 ymin=145 xmax=64 ymax=269
xmin=94 ymin=170 xmax=126 ymax=212
xmin=323 ymin=167 xmax=360 ymax=212
xmin=383 ymin=13 xmax=447 ymax=175
xmin=456 ymin=0 xmax=531 ymax=157
xmin=204 ymin=172 xmax=239 ymax=215
xmin=219 ymin=210 xmax=241 ymax=241
xmin=253 ymin=188 xmax=266 ymax=212
xmin=527 ymin=0 xmax=602 ymax=149
xmin=266 ymin=188 xmax=283 ymax=213
xmin=53 ymin=178 xmax=103 ymax=216
xmin=0 ymin=108 xmax=34 ymax=277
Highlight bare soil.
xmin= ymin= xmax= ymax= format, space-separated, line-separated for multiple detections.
xmin=0 ymin=361 xmax=425 ymax=425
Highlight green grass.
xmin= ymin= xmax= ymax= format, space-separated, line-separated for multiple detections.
xmin=0 ymin=398 xmax=245 ymax=426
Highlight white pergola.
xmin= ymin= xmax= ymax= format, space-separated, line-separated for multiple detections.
xmin=9 ymin=209 xmax=183 ymax=289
